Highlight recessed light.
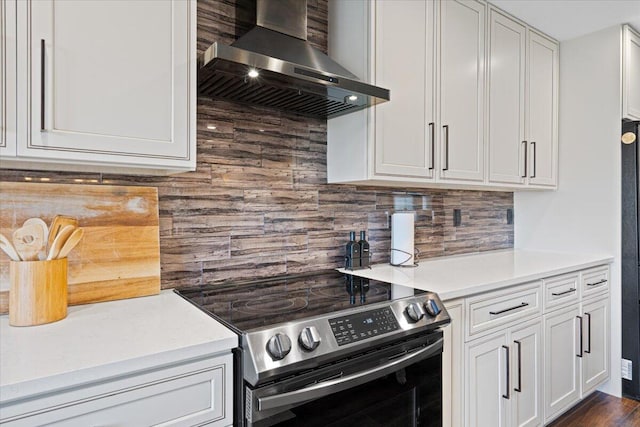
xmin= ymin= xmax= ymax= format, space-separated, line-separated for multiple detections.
xmin=207 ymin=125 xmax=217 ymax=130
xmin=348 ymin=95 xmax=358 ymax=101
xmin=248 ymin=69 xmax=259 ymax=78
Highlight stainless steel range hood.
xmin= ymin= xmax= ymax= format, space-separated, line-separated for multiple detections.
xmin=198 ymin=0 xmax=390 ymax=119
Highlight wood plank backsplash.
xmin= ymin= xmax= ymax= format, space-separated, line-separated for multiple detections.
xmin=0 ymin=0 xmax=514 ymax=291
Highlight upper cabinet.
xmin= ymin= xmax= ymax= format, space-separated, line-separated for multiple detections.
xmin=328 ymin=0 xmax=559 ymax=191
xmin=1 ymin=0 xmax=196 ymax=174
xmin=1 ymin=0 xmax=17 ymax=158
xmin=623 ymin=25 xmax=640 ymax=121
xmin=487 ymin=8 xmax=558 ymax=188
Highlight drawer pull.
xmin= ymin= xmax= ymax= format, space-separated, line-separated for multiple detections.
xmin=490 ymin=302 xmax=529 ymax=316
xmin=502 ymin=345 xmax=510 ymax=400
xmin=586 ymin=279 xmax=607 ymax=287
xmin=551 ymin=288 xmax=576 ymax=296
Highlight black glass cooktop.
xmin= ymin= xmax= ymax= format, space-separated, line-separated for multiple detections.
xmin=177 ymin=270 xmax=419 ymax=332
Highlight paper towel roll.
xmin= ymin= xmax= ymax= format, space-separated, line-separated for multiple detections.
xmin=391 ymin=212 xmax=415 ymax=266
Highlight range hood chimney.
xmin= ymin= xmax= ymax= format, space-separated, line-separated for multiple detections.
xmin=198 ymin=0 xmax=390 ymax=119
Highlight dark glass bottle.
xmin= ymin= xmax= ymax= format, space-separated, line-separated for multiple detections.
xmin=359 ymin=231 xmax=370 ymax=268
xmin=346 ymin=231 xmax=361 ymax=269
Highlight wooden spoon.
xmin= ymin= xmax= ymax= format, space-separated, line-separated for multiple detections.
xmin=23 ymin=218 xmax=49 ymax=260
xmin=13 ymin=223 xmax=46 ymax=261
xmin=46 ymin=225 xmax=76 ymax=260
xmin=48 ymin=216 xmax=79 ymax=250
xmin=56 ymin=227 xmax=84 ymax=259
xmin=0 ymin=233 xmax=21 ymax=261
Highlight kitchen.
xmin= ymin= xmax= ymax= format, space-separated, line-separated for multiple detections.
xmin=0 ymin=0 xmax=638 ymax=426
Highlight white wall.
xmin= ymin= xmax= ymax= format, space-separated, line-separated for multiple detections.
xmin=515 ymin=25 xmax=622 ymax=397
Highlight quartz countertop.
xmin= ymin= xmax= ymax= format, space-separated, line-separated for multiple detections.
xmin=338 ymin=249 xmax=613 ymax=301
xmin=0 ymin=290 xmax=237 ymax=404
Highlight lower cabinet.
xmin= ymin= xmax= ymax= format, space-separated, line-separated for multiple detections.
xmin=1 ymin=353 xmax=233 ymax=427
xmin=465 ymin=318 xmax=542 ymax=427
xmin=448 ymin=264 xmax=611 ymax=427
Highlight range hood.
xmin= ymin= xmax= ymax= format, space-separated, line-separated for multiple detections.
xmin=198 ymin=0 xmax=390 ymax=119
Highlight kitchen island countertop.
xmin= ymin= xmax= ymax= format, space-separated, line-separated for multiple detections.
xmin=338 ymin=249 xmax=614 ymax=301
xmin=0 ymin=290 xmax=237 ymax=404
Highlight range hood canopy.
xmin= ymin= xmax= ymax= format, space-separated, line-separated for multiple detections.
xmin=198 ymin=0 xmax=390 ymax=119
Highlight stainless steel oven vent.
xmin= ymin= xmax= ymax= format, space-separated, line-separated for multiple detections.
xmin=198 ymin=0 xmax=390 ymax=119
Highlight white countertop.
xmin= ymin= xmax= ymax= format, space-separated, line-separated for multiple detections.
xmin=339 ymin=249 xmax=613 ymax=301
xmin=0 ymin=290 xmax=237 ymax=403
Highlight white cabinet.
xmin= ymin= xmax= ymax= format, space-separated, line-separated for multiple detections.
xmin=623 ymin=25 xmax=640 ymax=121
xmin=487 ymin=9 xmax=558 ymax=189
xmin=543 ymin=304 xmax=581 ymax=422
xmin=373 ymin=0 xmax=435 ymax=179
xmin=581 ymin=297 xmax=609 ymax=396
xmin=1 ymin=353 xmax=233 ymax=427
xmin=2 ymin=0 xmax=196 ymax=174
xmin=465 ymin=318 xmax=542 ymax=427
xmin=0 ymin=0 xmax=17 ymax=158
xmin=487 ymin=8 xmax=526 ymax=186
xmin=438 ymin=0 xmax=485 ymax=183
xmin=526 ymin=30 xmax=558 ymax=187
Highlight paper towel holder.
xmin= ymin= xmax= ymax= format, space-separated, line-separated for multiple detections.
xmin=390 ymin=247 xmax=420 ymax=267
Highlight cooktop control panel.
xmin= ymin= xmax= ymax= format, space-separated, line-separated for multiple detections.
xmin=329 ymin=307 xmax=399 ymax=346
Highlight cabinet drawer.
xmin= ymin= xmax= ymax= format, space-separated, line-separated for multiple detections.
xmin=544 ymin=273 xmax=579 ymax=312
xmin=2 ymin=354 xmax=232 ymax=427
xmin=466 ymin=281 xmax=542 ymax=339
xmin=581 ymin=266 xmax=609 ymax=298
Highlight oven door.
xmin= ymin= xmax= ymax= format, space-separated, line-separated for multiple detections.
xmin=245 ymin=331 xmax=443 ymax=427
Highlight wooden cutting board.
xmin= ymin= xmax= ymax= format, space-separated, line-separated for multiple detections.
xmin=0 ymin=182 xmax=160 ymax=314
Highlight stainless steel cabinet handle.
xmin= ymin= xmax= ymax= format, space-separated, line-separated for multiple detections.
xmin=530 ymin=141 xmax=536 ymax=178
xmin=40 ymin=39 xmax=46 ymax=132
xmin=586 ymin=279 xmax=607 ymax=287
xmin=489 ymin=302 xmax=529 ymax=316
xmin=502 ymin=345 xmax=510 ymax=399
xmin=521 ymin=141 xmax=527 ymax=178
xmin=585 ymin=312 xmax=592 ymax=354
xmin=429 ymin=122 xmax=435 ymax=170
xmin=552 ymin=288 xmax=576 ymax=296
xmin=257 ymin=338 xmax=442 ymax=411
xmin=443 ymin=125 xmax=449 ymax=171
xmin=576 ymin=315 xmax=583 ymax=358
xmin=514 ymin=340 xmax=522 ymax=392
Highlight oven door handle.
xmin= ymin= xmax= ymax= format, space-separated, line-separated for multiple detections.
xmin=257 ymin=337 xmax=443 ymax=412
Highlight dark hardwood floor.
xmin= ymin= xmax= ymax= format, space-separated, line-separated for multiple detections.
xmin=549 ymin=392 xmax=640 ymax=426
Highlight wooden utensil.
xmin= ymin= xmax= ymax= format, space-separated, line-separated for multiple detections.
xmin=23 ymin=218 xmax=49 ymax=260
xmin=48 ymin=215 xmax=79 ymax=250
xmin=13 ymin=224 xmax=46 ymax=261
xmin=0 ymin=233 xmax=21 ymax=261
xmin=56 ymin=227 xmax=84 ymax=259
xmin=46 ymin=225 xmax=76 ymax=260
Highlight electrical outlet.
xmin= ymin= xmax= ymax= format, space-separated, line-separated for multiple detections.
xmin=453 ymin=209 xmax=462 ymax=227
xmin=507 ymin=209 xmax=514 ymax=225
xmin=622 ymin=359 xmax=633 ymax=380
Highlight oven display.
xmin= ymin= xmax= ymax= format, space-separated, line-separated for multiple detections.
xmin=329 ymin=307 xmax=400 ymax=346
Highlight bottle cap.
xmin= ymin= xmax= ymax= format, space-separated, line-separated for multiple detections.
xmin=349 ymin=231 xmax=356 ymax=241
xmin=360 ymin=230 xmax=366 ymax=240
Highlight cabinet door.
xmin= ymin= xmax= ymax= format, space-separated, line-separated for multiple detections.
xmin=623 ymin=25 xmax=640 ymax=121
xmin=374 ymin=0 xmax=435 ymax=179
xmin=0 ymin=0 xmax=17 ymax=157
xmin=438 ymin=0 xmax=485 ymax=182
xmin=544 ymin=305 xmax=581 ymax=422
xmin=465 ymin=332 xmax=508 ymax=427
xmin=526 ymin=30 xmax=558 ymax=187
xmin=581 ymin=297 xmax=610 ymax=396
xmin=16 ymin=0 xmax=195 ymax=169
xmin=442 ymin=300 xmax=463 ymax=427
xmin=509 ymin=319 xmax=543 ymax=427
xmin=487 ymin=9 xmax=526 ymax=185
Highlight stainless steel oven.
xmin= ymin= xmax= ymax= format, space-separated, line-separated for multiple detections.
xmin=177 ymin=271 xmax=449 ymax=427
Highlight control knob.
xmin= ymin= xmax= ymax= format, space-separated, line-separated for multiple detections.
xmin=266 ymin=333 xmax=292 ymax=360
xmin=424 ymin=298 xmax=441 ymax=317
xmin=299 ymin=326 xmax=321 ymax=351
xmin=405 ymin=302 xmax=426 ymax=322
